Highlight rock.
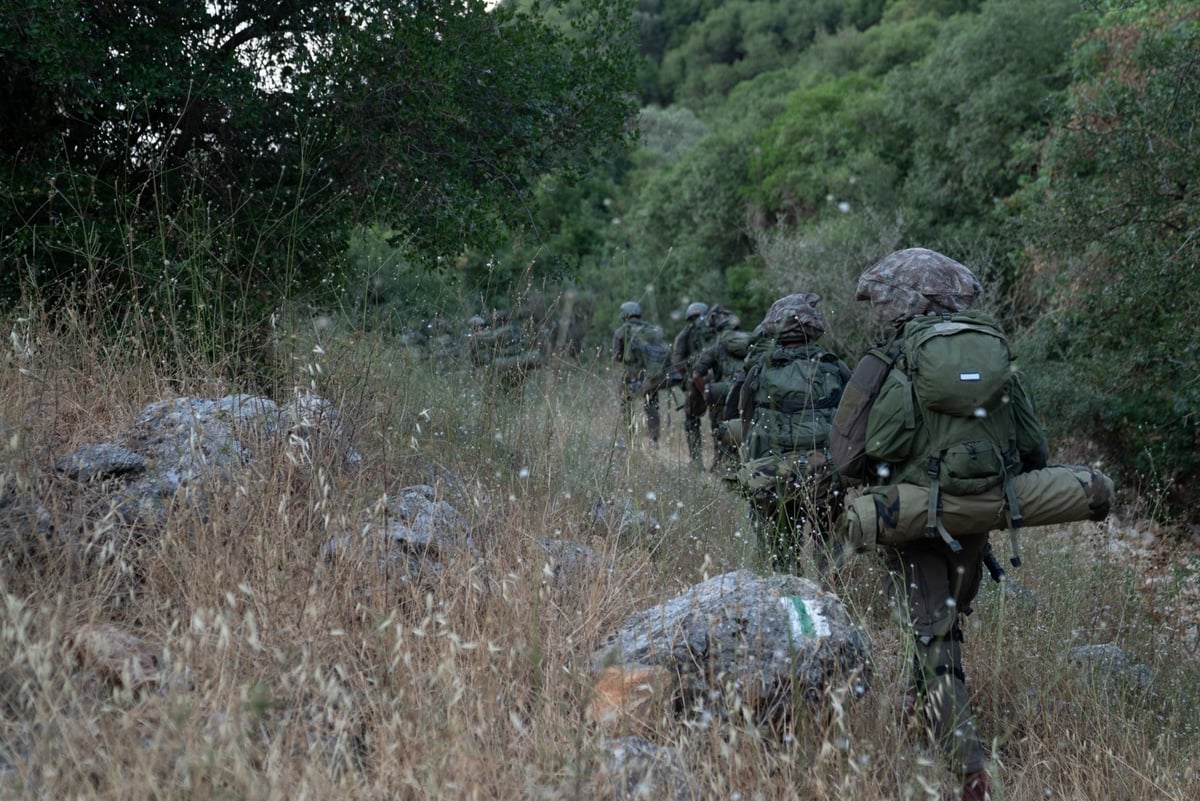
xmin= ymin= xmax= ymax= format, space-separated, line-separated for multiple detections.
xmin=586 ymin=664 xmax=673 ymax=736
xmin=538 ymin=538 xmax=602 ymax=586
xmin=592 ymin=736 xmax=699 ymax=801
xmin=320 ymin=485 xmax=476 ymax=577
xmin=40 ymin=393 xmax=363 ymax=535
xmin=120 ymin=392 xmax=361 ymax=496
xmin=1068 ymin=643 xmax=1153 ymax=694
xmin=0 ymin=474 xmax=51 ymax=557
xmin=593 ymin=570 xmax=870 ymax=729
xmin=55 ymin=444 xmax=146 ymax=482
xmin=588 ymin=497 xmax=660 ymax=539
xmin=67 ymin=623 xmax=161 ymax=690
xmin=279 ymin=391 xmax=363 ymax=468
xmin=124 ymin=394 xmax=274 ymax=493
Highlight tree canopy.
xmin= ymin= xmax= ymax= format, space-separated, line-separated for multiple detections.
xmin=0 ymin=0 xmax=637 ymax=303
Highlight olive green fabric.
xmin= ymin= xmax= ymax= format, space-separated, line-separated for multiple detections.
xmin=743 ymin=344 xmax=849 ymax=461
xmin=904 ymin=311 xmax=1011 ymax=417
xmin=867 ymin=311 xmax=1032 ymax=495
xmin=696 ymin=328 xmax=752 ymax=407
xmin=883 ymin=536 xmax=989 ymax=775
xmin=619 ymin=319 xmax=670 ymax=383
xmin=840 ymin=464 xmax=1116 ymax=552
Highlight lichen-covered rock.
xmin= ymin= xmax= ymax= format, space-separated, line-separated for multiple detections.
xmin=592 ymin=736 xmax=699 ymax=801
xmin=593 ymin=570 xmax=870 ymax=728
xmin=320 ymin=485 xmax=476 ymax=578
xmin=588 ymin=497 xmax=659 ymax=539
xmin=55 ymin=444 xmax=146 ymax=483
xmin=538 ymin=538 xmax=601 ymax=586
xmin=1069 ymin=643 xmax=1154 ymax=694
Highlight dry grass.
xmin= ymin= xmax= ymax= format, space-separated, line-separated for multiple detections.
xmin=1 ymin=303 xmax=1197 ymax=801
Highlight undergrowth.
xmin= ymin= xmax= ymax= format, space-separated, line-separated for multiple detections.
xmin=0 ymin=301 xmax=1196 ymax=800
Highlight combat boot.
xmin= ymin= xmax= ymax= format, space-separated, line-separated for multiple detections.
xmin=961 ymin=770 xmax=990 ymax=801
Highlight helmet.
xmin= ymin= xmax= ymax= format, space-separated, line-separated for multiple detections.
xmin=619 ymin=301 xmax=643 ymax=320
xmin=685 ymin=301 xmax=709 ymax=321
xmin=762 ymin=292 xmax=826 ymax=342
xmin=855 ymin=248 xmax=981 ymax=327
xmin=468 ymin=315 xmax=487 ymax=329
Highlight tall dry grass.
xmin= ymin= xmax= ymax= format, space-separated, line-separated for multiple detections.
xmin=1 ymin=299 xmax=1197 ymax=800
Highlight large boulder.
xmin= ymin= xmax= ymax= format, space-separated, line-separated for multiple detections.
xmin=49 ymin=392 xmax=361 ymax=530
xmin=592 ymin=570 xmax=870 ymax=728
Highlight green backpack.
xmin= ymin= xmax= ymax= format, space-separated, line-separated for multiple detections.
xmin=704 ymin=330 xmax=753 ymax=405
xmin=624 ymin=320 xmax=670 ymax=382
xmin=866 ymin=309 xmax=1027 ymax=554
xmin=744 ymin=344 xmax=847 ymax=461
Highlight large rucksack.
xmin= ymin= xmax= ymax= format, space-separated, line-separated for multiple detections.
xmin=623 ymin=320 xmax=670 ymax=384
xmin=734 ymin=344 xmax=849 ymax=571
xmin=743 ymin=344 xmax=847 ymax=461
xmin=866 ymin=309 xmax=1028 ymax=554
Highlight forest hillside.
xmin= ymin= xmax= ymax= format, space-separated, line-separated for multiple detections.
xmin=1 ymin=4 xmax=1198 ymax=797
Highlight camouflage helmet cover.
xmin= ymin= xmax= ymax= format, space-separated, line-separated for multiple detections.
xmin=685 ymin=301 xmax=709 ymax=320
xmin=704 ymin=304 xmax=740 ymax=331
xmin=762 ymin=292 xmax=826 ymax=341
xmin=855 ymin=248 xmax=981 ymax=327
xmin=619 ymin=300 xmax=643 ymax=320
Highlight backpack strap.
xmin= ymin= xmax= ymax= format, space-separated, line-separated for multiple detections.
xmin=923 ymin=440 xmax=1028 ymax=562
xmin=924 ymin=451 xmax=963 ymax=552
xmin=739 ymin=362 xmax=763 ymax=444
xmin=1002 ymin=462 xmax=1025 ymax=567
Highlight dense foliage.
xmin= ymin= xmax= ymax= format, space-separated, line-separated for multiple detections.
xmin=0 ymin=0 xmax=637 ymax=305
xmin=502 ymin=0 xmax=1199 ymax=523
xmin=3 ymin=0 xmax=1196 ymax=520
xmin=1013 ymin=3 xmax=1200 ymax=517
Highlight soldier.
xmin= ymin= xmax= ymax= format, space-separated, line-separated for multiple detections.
xmin=671 ymin=301 xmax=715 ymax=466
xmin=735 ymin=293 xmax=850 ymax=572
xmin=469 ymin=310 xmax=541 ymax=387
xmin=612 ymin=301 xmax=670 ymax=447
xmin=830 ymin=248 xmax=1049 ymax=801
xmin=690 ymin=305 xmax=751 ymax=473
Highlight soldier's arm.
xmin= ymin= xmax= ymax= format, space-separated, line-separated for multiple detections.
xmin=1011 ymin=372 xmax=1049 ymax=471
xmin=691 ymin=348 xmax=716 ymax=389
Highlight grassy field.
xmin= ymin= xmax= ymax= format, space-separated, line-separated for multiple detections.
xmin=1 ymin=305 xmax=1197 ymax=800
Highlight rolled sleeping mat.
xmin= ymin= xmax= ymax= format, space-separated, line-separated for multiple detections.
xmin=841 ymin=464 xmax=1115 ymax=552
xmin=714 ymin=419 xmax=743 ymax=448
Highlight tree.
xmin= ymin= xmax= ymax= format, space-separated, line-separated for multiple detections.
xmin=879 ymin=0 xmax=1089 ymax=270
xmin=0 ymin=0 xmax=637 ymax=309
xmin=1014 ymin=2 xmax=1200 ymax=521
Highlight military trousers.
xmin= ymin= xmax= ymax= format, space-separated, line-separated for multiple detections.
xmin=621 ymin=378 xmax=662 ymax=444
xmin=884 ymin=533 xmax=989 ymax=776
